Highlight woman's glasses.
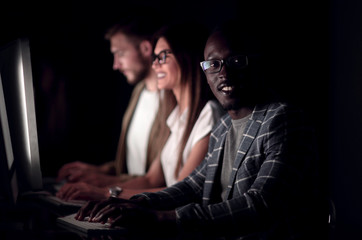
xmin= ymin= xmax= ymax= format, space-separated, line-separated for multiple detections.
xmin=153 ymin=50 xmax=173 ymax=65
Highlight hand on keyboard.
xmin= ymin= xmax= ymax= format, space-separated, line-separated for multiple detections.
xmin=75 ymin=197 xmax=130 ymax=221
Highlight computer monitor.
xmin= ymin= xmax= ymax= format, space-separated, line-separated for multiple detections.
xmin=0 ymin=38 xmax=43 ymax=203
xmin=0 ymin=75 xmax=18 ymax=207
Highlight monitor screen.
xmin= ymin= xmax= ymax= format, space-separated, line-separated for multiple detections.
xmin=0 ymin=38 xmax=43 ymax=201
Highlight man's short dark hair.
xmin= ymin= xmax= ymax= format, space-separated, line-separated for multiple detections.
xmin=211 ymin=19 xmax=264 ymax=55
xmin=104 ymin=10 xmax=163 ymax=45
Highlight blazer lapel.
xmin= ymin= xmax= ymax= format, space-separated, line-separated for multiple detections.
xmin=203 ymin=117 xmax=231 ymax=202
xmin=225 ymin=103 xmax=270 ymax=198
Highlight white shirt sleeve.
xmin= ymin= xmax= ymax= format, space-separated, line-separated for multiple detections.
xmin=182 ymin=100 xmax=224 ymax=164
xmin=161 ymin=100 xmax=224 ymax=187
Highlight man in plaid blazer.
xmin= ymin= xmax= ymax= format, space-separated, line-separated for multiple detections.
xmin=77 ymin=21 xmax=325 ymax=239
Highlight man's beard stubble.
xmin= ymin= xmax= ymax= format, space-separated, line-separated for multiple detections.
xmin=132 ymin=52 xmax=152 ymax=84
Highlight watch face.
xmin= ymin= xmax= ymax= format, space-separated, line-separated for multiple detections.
xmin=109 ymin=187 xmax=123 ymax=197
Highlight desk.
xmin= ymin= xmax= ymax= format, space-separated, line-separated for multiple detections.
xmin=0 ymin=198 xmax=81 ymax=240
xmin=0 ymin=199 xmax=182 ymax=240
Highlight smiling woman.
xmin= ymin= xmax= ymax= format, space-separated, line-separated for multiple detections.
xmin=153 ymin=41 xmax=181 ymax=92
xmin=148 ymin=21 xmax=224 ymax=187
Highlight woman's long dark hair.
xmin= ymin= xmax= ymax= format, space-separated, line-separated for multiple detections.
xmin=152 ymin=21 xmax=213 ymax=178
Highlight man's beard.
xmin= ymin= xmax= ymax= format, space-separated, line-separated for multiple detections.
xmin=132 ymin=55 xmax=151 ymax=84
xmin=222 ymin=101 xmax=241 ymax=111
xmin=133 ymin=66 xmax=149 ymax=84
xmin=221 ymin=93 xmax=256 ymax=111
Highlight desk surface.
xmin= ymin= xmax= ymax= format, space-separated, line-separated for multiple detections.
xmin=0 ymin=201 xmax=181 ymax=240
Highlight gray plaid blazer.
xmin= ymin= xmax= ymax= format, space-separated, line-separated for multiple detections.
xmin=137 ymin=102 xmax=322 ymax=239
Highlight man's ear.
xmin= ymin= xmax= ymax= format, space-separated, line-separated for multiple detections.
xmin=139 ymin=40 xmax=153 ymax=57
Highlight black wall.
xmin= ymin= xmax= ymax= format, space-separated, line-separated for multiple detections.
xmin=329 ymin=0 xmax=362 ymax=238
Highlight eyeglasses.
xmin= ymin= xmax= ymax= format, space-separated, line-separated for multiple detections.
xmin=200 ymin=55 xmax=249 ymax=74
xmin=153 ymin=50 xmax=172 ymax=65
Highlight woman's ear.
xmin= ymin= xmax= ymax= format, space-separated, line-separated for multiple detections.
xmin=139 ymin=40 xmax=153 ymax=57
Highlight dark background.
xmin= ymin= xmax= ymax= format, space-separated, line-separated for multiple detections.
xmin=1 ymin=0 xmax=361 ymax=239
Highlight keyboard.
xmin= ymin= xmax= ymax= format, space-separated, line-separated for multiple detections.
xmin=57 ymin=213 xmax=127 ymax=236
xmin=42 ymin=195 xmax=85 ymax=207
xmin=20 ymin=190 xmax=85 ymax=207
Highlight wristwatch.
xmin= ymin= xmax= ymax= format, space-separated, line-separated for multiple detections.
xmin=109 ymin=186 xmax=123 ymax=198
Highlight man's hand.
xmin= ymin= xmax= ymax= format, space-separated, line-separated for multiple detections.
xmin=57 ymin=161 xmax=99 ymax=182
xmin=75 ymin=197 xmax=133 ymax=220
xmin=83 ymin=199 xmax=177 ymax=230
xmin=56 ymin=182 xmax=108 ymax=201
xmin=74 ymin=197 xmax=177 ymax=237
xmin=95 ymin=201 xmax=156 ymax=226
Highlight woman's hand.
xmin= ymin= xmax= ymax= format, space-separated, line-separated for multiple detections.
xmin=56 ymin=182 xmax=109 ymax=201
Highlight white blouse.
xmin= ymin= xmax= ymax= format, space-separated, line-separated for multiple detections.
xmin=160 ymin=100 xmax=224 ymax=186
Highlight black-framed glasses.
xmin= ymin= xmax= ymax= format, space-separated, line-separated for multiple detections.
xmin=200 ymin=55 xmax=249 ymax=74
xmin=153 ymin=49 xmax=172 ymax=65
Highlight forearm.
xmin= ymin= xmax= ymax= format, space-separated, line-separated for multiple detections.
xmin=118 ymin=173 xmax=165 ymax=190
xmin=129 ymin=150 xmax=209 ymax=212
xmin=99 ymin=161 xmax=118 ymax=174
xmin=132 ymin=178 xmax=202 ymax=211
xmin=119 ymin=187 xmax=166 ymax=199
